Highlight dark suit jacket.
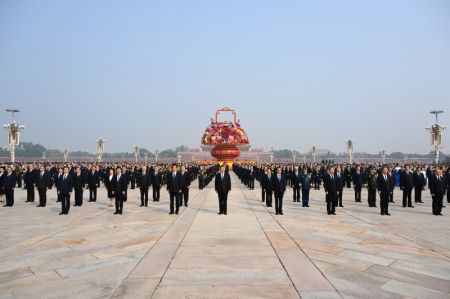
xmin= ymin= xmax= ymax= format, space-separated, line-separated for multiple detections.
xmin=215 ymin=172 xmax=231 ymax=194
xmin=166 ymin=172 xmax=182 ymax=193
xmin=352 ymin=172 xmax=363 ymax=187
xmin=3 ymin=173 xmax=16 ymax=190
xmin=262 ymin=174 xmax=273 ymax=191
xmin=113 ymin=174 xmax=127 ymax=194
xmin=180 ymin=172 xmax=191 ymax=189
xmin=400 ymin=171 xmax=413 ymax=190
xmin=324 ymin=174 xmax=338 ymax=194
xmin=87 ymin=171 xmax=100 ymax=187
xmin=36 ymin=172 xmax=51 ymax=189
xmin=24 ymin=170 xmax=37 ymax=187
xmin=377 ymin=173 xmax=392 ymax=196
xmin=271 ymin=174 xmax=286 ymax=194
xmin=138 ymin=172 xmax=152 ymax=189
xmin=335 ymin=173 xmax=345 ymax=191
xmin=58 ymin=174 xmax=73 ymax=194
xmin=291 ymin=173 xmax=300 ymax=187
xmin=152 ymin=172 xmax=162 ymax=188
xmin=429 ymin=175 xmax=446 ymax=196
xmin=73 ymin=173 xmax=85 ymax=190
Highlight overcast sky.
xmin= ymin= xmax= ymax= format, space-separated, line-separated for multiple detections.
xmin=1 ymin=0 xmax=449 ymax=153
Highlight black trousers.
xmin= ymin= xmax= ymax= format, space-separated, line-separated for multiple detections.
xmin=293 ymin=186 xmax=300 ymax=202
xmin=274 ymin=191 xmax=284 ymax=213
xmin=61 ymin=193 xmax=70 ymax=214
xmin=115 ymin=192 xmax=124 ymax=212
xmin=5 ymin=189 xmax=14 ymax=206
xmin=74 ymin=189 xmax=83 ymax=206
xmin=153 ymin=186 xmax=160 ymax=201
xmin=346 ymin=179 xmax=351 ymax=188
xmin=218 ymin=191 xmax=228 ymax=214
xmin=38 ymin=188 xmax=47 ymax=207
xmin=326 ymin=192 xmax=337 ymax=214
xmin=26 ymin=185 xmax=35 ymax=202
xmin=169 ymin=191 xmax=180 ymax=213
xmin=354 ymin=186 xmax=362 ymax=202
xmin=140 ymin=187 xmax=149 ymax=205
xmin=414 ymin=187 xmax=422 ymax=203
xmin=368 ymin=189 xmax=376 ymax=207
xmin=389 ymin=190 xmax=394 ymax=202
xmin=249 ymin=179 xmax=254 ymax=189
xmin=261 ymin=188 xmax=266 ymax=202
xmin=265 ymin=190 xmax=272 ymax=207
xmin=432 ymin=194 xmax=443 ymax=215
xmin=89 ymin=186 xmax=97 ymax=201
xmin=337 ymin=189 xmax=343 ymax=206
xmin=380 ymin=193 xmax=389 ymax=214
xmin=402 ymin=188 xmax=412 ymax=207
xmin=180 ymin=188 xmax=189 ymax=206
xmin=447 ymin=188 xmax=450 ymax=203
xmin=302 ymin=188 xmax=310 ymax=206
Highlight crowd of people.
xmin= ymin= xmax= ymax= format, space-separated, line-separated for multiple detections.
xmin=234 ymin=162 xmax=449 ymax=216
xmin=0 ymin=162 xmax=218 ymax=215
xmin=0 ymin=161 xmax=448 ymax=217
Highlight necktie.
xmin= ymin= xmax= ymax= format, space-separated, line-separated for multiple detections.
xmin=221 ymin=173 xmax=224 ymax=179
xmin=64 ymin=174 xmax=67 ymax=180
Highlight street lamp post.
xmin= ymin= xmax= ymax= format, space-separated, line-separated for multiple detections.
xmin=3 ymin=109 xmax=25 ymax=163
xmin=95 ymin=138 xmax=106 ymax=162
xmin=312 ymin=146 xmax=317 ymax=163
xmin=293 ymin=149 xmax=297 ymax=163
xmin=155 ymin=149 xmax=159 ymax=163
xmin=346 ymin=139 xmax=354 ymax=164
xmin=426 ymin=110 xmax=446 ymax=164
xmin=133 ymin=145 xmax=140 ymax=163
xmin=381 ymin=150 xmax=386 ymax=164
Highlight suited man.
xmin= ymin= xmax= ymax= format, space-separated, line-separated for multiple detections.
xmin=138 ymin=165 xmax=152 ymax=207
xmin=113 ymin=167 xmax=127 ymax=214
xmin=400 ymin=165 xmax=414 ymax=208
xmin=58 ymin=167 xmax=73 ymax=215
xmin=260 ymin=167 xmax=267 ymax=202
xmin=73 ymin=167 xmax=85 ymax=207
xmin=215 ymin=165 xmax=231 ymax=215
xmin=377 ymin=166 xmax=392 ymax=216
xmin=413 ymin=166 xmax=425 ymax=204
xmin=388 ymin=166 xmax=396 ymax=203
xmin=291 ymin=166 xmax=300 ymax=203
xmin=87 ymin=167 xmax=100 ymax=202
xmin=3 ymin=167 xmax=16 ymax=207
xmin=324 ymin=166 xmax=338 ymax=215
xmin=272 ymin=167 xmax=286 ymax=215
xmin=180 ymin=165 xmax=191 ymax=207
xmin=36 ymin=165 xmax=50 ymax=207
xmin=166 ymin=164 xmax=182 ymax=214
xmin=352 ymin=166 xmax=363 ymax=202
xmin=262 ymin=169 xmax=273 ymax=207
xmin=429 ymin=168 xmax=446 ymax=216
xmin=24 ymin=164 xmax=37 ymax=202
xmin=55 ymin=167 xmax=64 ymax=202
xmin=335 ymin=166 xmax=345 ymax=207
xmin=152 ymin=165 xmax=162 ymax=202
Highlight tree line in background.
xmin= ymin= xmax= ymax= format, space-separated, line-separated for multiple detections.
xmin=0 ymin=142 xmax=441 ymax=159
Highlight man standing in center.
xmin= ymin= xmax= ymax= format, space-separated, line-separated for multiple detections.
xmin=215 ymin=165 xmax=231 ymax=215
xmin=167 ymin=164 xmax=182 ymax=215
xmin=272 ymin=167 xmax=286 ymax=215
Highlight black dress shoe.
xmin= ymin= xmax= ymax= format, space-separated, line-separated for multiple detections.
xmin=119 ymin=211 xmax=123 ymax=214
xmin=114 ymin=211 xmax=119 ymax=214
xmin=169 ymin=212 xmax=174 ymax=215
xmin=331 ymin=212 xmax=336 ymax=215
xmin=408 ymin=206 xmax=414 ymax=208
xmin=175 ymin=211 xmax=179 ymax=214
xmin=386 ymin=213 xmax=391 ymax=216
xmin=3 ymin=205 xmax=10 ymax=207
xmin=276 ymin=212 xmax=279 ymax=215
xmin=59 ymin=212 xmax=64 ymax=215
xmin=279 ymin=212 xmax=284 ymax=215
xmin=224 ymin=212 xmax=227 ymax=215
xmin=145 ymin=204 xmax=148 ymax=207
xmin=381 ymin=212 xmax=385 ymax=215
xmin=438 ymin=213 xmax=443 ymax=216
xmin=339 ymin=205 xmax=343 ymax=207
xmin=140 ymin=204 xmax=144 ymax=207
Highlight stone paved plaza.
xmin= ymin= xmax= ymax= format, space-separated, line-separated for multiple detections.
xmin=0 ymin=173 xmax=449 ymax=299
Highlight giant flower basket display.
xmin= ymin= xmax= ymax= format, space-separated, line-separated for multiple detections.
xmin=201 ymin=107 xmax=249 ymax=164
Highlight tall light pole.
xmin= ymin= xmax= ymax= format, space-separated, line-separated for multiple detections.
xmin=381 ymin=150 xmax=386 ymax=164
xmin=312 ymin=146 xmax=317 ymax=163
xmin=144 ymin=153 xmax=148 ymax=164
xmin=63 ymin=149 xmax=69 ymax=163
xmin=3 ymin=109 xmax=25 ymax=163
xmin=133 ymin=145 xmax=140 ymax=163
xmin=346 ymin=139 xmax=354 ymax=164
xmin=95 ymin=138 xmax=106 ymax=162
xmin=155 ymin=149 xmax=159 ymax=163
xmin=292 ymin=149 xmax=297 ymax=163
xmin=426 ymin=110 xmax=446 ymax=164
xmin=177 ymin=154 xmax=181 ymax=164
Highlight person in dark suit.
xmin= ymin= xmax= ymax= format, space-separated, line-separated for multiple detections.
xmin=215 ymin=165 xmax=231 ymax=215
xmin=167 ymin=164 xmax=182 ymax=214
xmin=105 ymin=168 xmax=115 ymax=207
xmin=73 ymin=167 xmax=85 ymax=207
xmin=400 ymin=165 xmax=414 ymax=208
xmin=260 ymin=167 xmax=267 ymax=202
xmin=87 ymin=166 xmax=100 ymax=202
xmin=113 ymin=167 xmax=127 ymax=214
xmin=152 ymin=165 xmax=162 ymax=202
xmin=272 ymin=167 xmax=286 ymax=215
xmin=180 ymin=165 xmax=191 ymax=207
xmin=413 ymin=166 xmax=425 ymax=204
xmin=58 ymin=167 xmax=73 ymax=214
xmin=3 ymin=166 xmax=16 ymax=207
xmin=55 ymin=167 xmax=63 ymax=202
xmin=138 ymin=165 xmax=152 ymax=207
xmin=35 ymin=165 xmax=50 ymax=207
xmin=291 ymin=166 xmax=300 ymax=203
xmin=324 ymin=166 xmax=338 ymax=215
xmin=352 ymin=166 xmax=363 ymax=202
xmin=335 ymin=166 xmax=345 ymax=207
xmin=24 ymin=164 xmax=37 ymax=203
xmin=388 ymin=166 xmax=396 ymax=203
xmin=377 ymin=166 xmax=392 ymax=215
xmin=429 ymin=168 xmax=446 ymax=216
xmin=262 ymin=169 xmax=273 ymax=207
